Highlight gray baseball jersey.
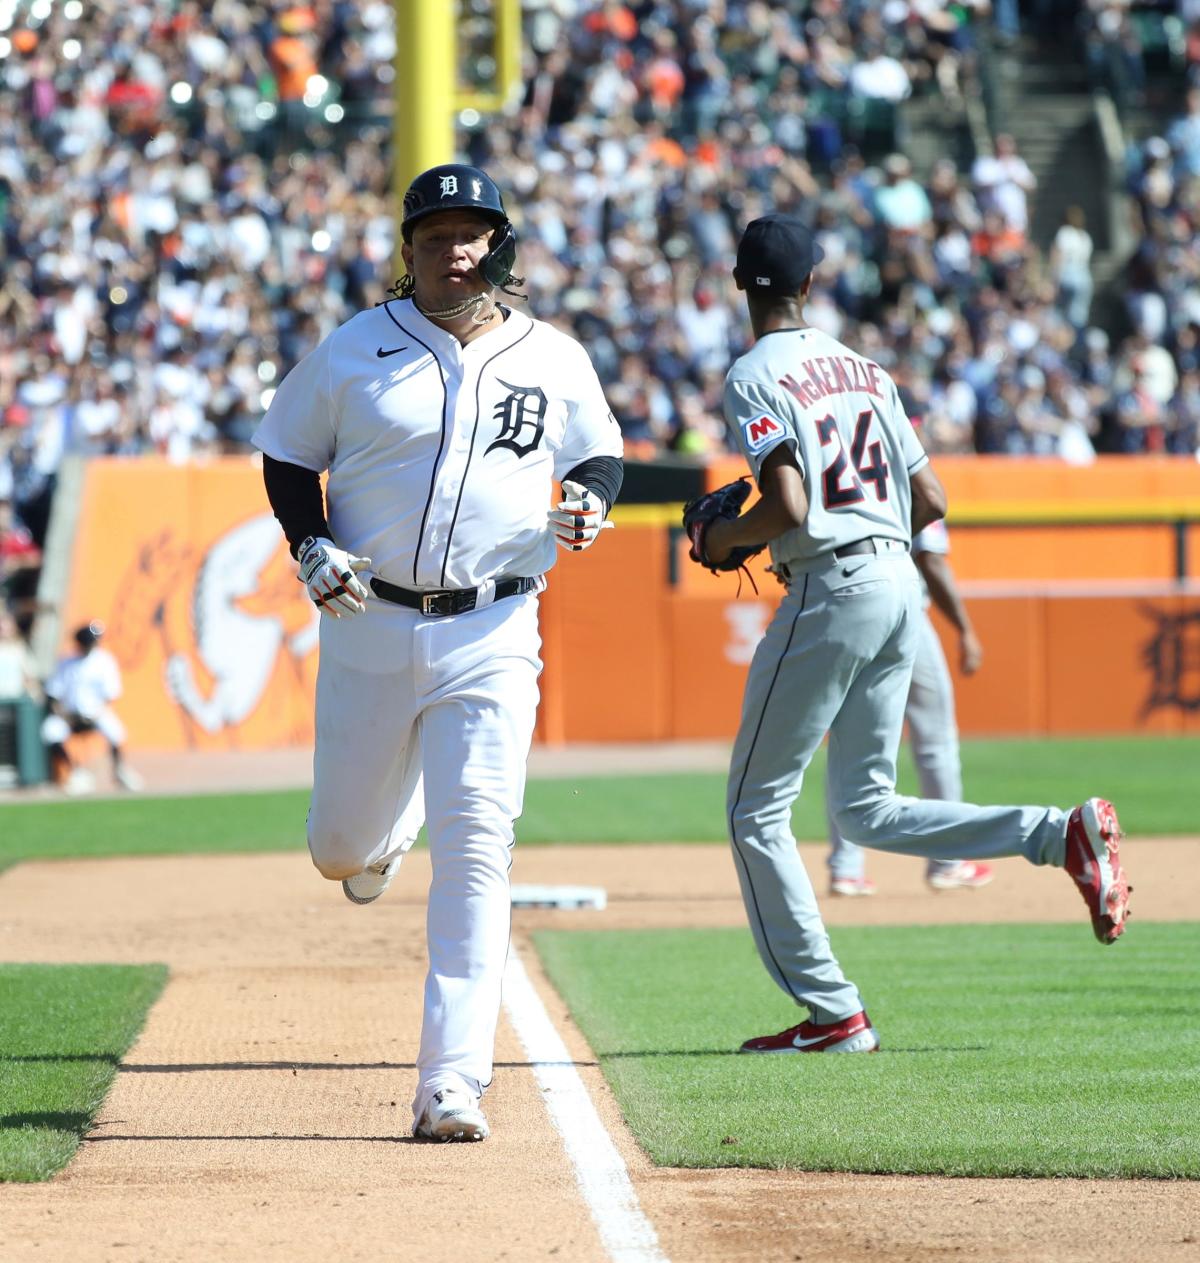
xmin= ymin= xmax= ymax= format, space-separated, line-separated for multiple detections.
xmin=723 ymin=327 xmax=928 ymax=565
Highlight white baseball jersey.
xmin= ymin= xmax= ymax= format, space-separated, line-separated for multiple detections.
xmin=45 ymin=648 xmax=121 ymax=719
xmin=723 ymin=327 xmax=928 ymax=567
xmin=253 ymin=299 xmax=622 ymax=589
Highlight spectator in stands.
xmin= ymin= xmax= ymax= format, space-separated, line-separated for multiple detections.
xmin=642 ymin=29 xmax=687 ymax=121
xmin=40 ymin=620 xmax=142 ymax=794
xmin=874 ymin=153 xmax=933 ymax=231
xmin=1127 ymin=328 xmax=1179 ymax=404
xmin=2 ymin=0 xmax=1197 ymax=476
xmin=971 ymin=133 xmax=1037 ymax=237
xmin=1113 ymin=358 xmax=1170 ymax=452
xmin=1168 ymin=86 xmax=1200 ymax=175
xmin=1186 ymin=13 xmax=1200 ymax=84
xmin=970 ymin=208 xmax=1027 ymax=271
xmin=688 ymin=188 xmax=736 ymax=267
xmin=268 ymin=9 xmax=320 ymax=121
xmin=1049 ymin=205 xmax=1095 ymax=329
xmin=0 ymin=603 xmax=42 ymax=787
xmin=677 ymin=281 xmax=733 ymax=375
xmin=928 ymin=156 xmax=982 ymax=231
xmin=1169 ymin=367 xmax=1200 ymax=454
xmin=1046 ymin=365 xmax=1099 ymax=464
xmin=924 ymin=349 xmax=979 ymax=452
xmin=976 ymin=371 xmax=1023 ymax=453
xmin=848 ymin=41 xmax=912 ymax=104
xmin=0 ymin=497 xmax=41 ymax=628
xmin=0 ymin=607 xmax=38 ymax=705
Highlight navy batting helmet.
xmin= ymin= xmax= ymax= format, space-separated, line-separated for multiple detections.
xmin=74 ymin=620 xmax=105 ymax=650
xmin=401 ymin=164 xmax=517 ymax=289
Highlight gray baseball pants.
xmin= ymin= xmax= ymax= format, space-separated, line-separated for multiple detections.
xmin=726 ymin=550 xmax=1068 ymax=1023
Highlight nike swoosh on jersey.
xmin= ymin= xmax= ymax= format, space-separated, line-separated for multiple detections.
xmin=376 ymin=345 xmax=408 ymax=358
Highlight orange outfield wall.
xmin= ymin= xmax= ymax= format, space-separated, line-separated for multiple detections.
xmin=58 ymin=459 xmax=320 ymax=751
xmin=544 ymin=534 xmax=1200 ymax=741
xmin=934 ymin=591 xmax=1200 ymax=737
xmin=704 ymin=454 xmax=1200 ymax=583
xmin=58 ymin=457 xmax=1200 ymax=751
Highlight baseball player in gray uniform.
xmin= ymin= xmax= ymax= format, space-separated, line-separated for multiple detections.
xmin=254 ymin=165 xmax=623 ymax=1137
xmin=693 ymin=214 xmax=1130 ymax=1055
xmin=827 ymin=518 xmax=993 ymax=896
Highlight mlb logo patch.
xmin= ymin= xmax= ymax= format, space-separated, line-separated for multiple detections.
xmin=742 ymin=414 xmax=783 ymax=453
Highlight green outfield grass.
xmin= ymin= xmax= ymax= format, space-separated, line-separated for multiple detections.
xmin=534 ymin=923 xmax=1200 ymax=1178
xmin=1 ymin=789 xmax=310 ymax=867
xmin=0 ymin=964 xmax=167 ymax=1181
xmin=0 ymin=735 xmax=1196 ymax=868
xmin=522 ymin=733 xmax=1200 ymax=841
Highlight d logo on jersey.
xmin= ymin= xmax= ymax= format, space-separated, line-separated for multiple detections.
xmin=486 ymin=381 xmax=547 ymax=459
xmin=743 ymin=413 xmax=783 ymax=453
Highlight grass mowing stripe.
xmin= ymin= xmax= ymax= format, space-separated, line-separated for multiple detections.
xmin=0 ymin=790 xmax=311 ymax=862
xmin=0 ymin=964 xmax=167 ymax=1182
xmin=533 ymin=923 xmax=1200 ymax=1178
xmin=1 ymin=736 xmax=1197 ymax=864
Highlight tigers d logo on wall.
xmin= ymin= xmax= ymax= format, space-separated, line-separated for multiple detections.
xmin=1140 ymin=604 xmax=1200 ymax=715
xmin=486 ymin=380 xmax=547 ymax=459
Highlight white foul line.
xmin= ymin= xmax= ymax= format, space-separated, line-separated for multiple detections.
xmin=503 ymin=946 xmax=669 ymax=1263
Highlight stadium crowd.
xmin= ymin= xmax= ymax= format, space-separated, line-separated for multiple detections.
xmin=2 ymin=0 xmax=1200 ymax=632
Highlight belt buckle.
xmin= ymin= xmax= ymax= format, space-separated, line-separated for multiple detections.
xmin=421 ymin=593 xmax=440 ymax=617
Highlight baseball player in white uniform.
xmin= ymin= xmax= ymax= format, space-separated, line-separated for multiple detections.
xmin=40 ymin=621 xmax=142 ymax=793
xmin=694 ymin=214 xmax=1130 ymax=1055
xmin=826 ymin=518 xmax=993 ymax=895
xmin=253 ymin=164 xmax=623 ymax=1139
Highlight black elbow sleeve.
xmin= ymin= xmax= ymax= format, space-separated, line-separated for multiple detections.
xmin=261 ymin=455 xmax=331 ymax=558
xmin=563 ymin=456 xmax=623 ymax=516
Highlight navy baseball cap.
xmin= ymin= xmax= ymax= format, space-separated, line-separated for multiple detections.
xmin=735 ymin=214 xmax=825 ymax=293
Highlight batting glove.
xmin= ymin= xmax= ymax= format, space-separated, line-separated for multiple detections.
xmin=297 ymin=536 xmax=373 ymax=617
xmin=548 ymin=480 xmax=612 ymax=552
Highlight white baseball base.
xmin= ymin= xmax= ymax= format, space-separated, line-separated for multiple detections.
xmin=510 ymin=884 xmax=607 ymax=910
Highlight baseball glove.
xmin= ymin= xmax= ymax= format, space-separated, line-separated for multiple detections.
xmin=682 ymin=476 xmax=767 ymax=576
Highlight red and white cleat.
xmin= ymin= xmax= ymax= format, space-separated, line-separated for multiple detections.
xmin=829 ymin=876 xmax=877 ymax=898
xmin=927 ymin=860 xmax=994 ymax=891
xmin=1064 ymin=797 xmax=1131 ymax=945
xmin=739 ymin=1009 xmax=880 ymax=1054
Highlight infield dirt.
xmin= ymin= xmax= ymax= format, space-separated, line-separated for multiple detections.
xmin=1 ymin=841 xmax=1198 ymax=1262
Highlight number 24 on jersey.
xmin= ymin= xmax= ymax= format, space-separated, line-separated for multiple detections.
xmin=815 ymin=411 xmax=889 ymax=509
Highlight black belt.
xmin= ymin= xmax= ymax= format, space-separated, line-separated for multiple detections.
xmin=832 ymin=537 xmax=890 ymax=562
xmin=370 ymin=575 xmax=538 ymax=618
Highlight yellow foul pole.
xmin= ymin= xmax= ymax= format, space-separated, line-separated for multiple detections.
xmin=393 ymin=1 xmax=456 ymax=274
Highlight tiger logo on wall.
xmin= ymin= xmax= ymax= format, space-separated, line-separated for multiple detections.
xmin=107 ymin=514 xmax=319 ymax=746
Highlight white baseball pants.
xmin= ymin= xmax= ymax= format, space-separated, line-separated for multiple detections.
xmin=41 ymin=707 xmax=126 ymax=747
xmin=307 ymin=593 xmax=542 ymax=1126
